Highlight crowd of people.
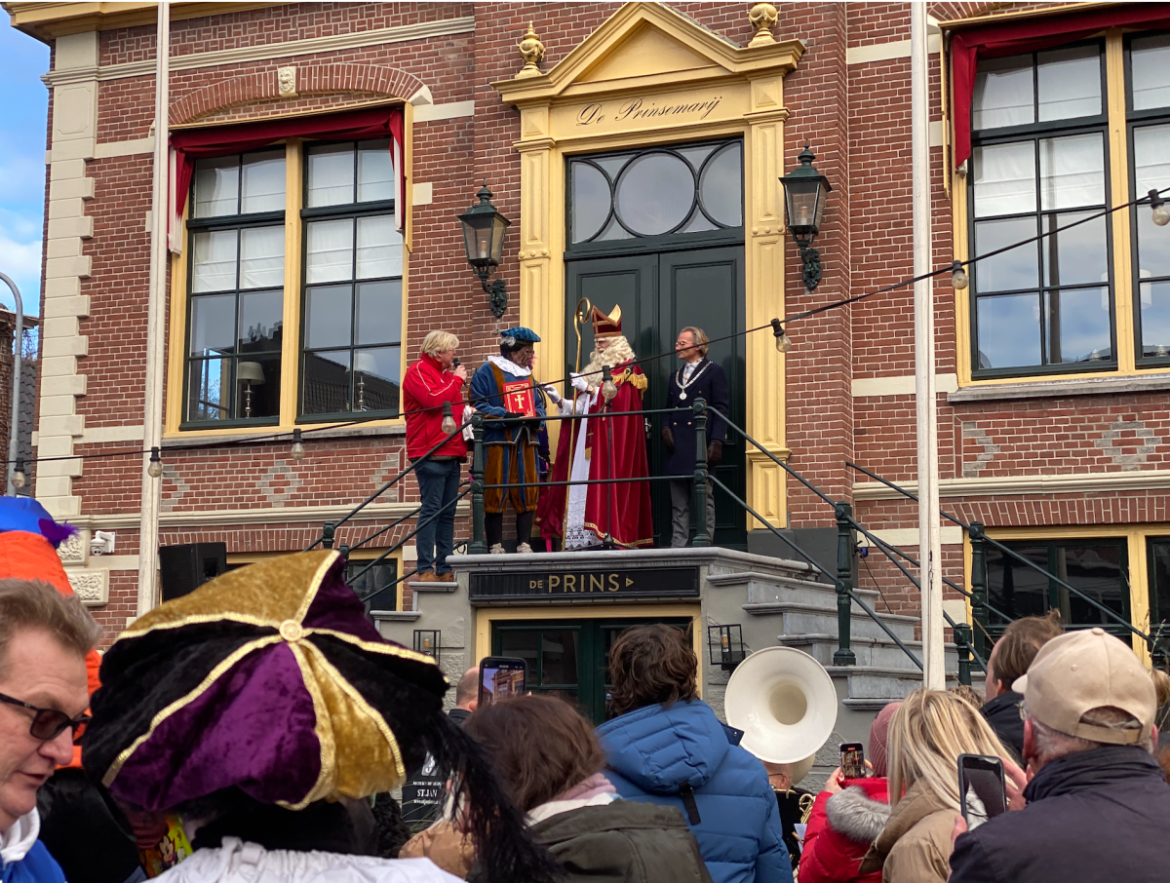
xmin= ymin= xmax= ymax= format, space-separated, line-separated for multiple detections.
xmin=401 ymin=305 xmax=730 ymax=568
xmin=3 ymin=490 xmax=1170 ymax=883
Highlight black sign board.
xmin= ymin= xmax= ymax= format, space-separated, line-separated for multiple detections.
xmin=469 ymin=566 xmax=700 ymax=602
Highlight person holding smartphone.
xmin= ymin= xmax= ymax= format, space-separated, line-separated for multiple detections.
xmin=855 ymin=691 xmax=1013 ymax=883
xmin=949 ymin=628 xmax=1170 ymax=883
xmin=798 ymin=702 xmax=899 ymax=883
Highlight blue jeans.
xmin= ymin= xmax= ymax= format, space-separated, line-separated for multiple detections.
xmin=415 ymin=458 xmax=461 ymax=574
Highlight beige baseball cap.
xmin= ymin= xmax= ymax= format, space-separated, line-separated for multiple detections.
xmin=1013 ymin=627 xmax=1156 ymax=745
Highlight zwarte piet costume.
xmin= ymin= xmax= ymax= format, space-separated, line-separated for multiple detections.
xmin=83 ymin=551 xmax=557 ymax=883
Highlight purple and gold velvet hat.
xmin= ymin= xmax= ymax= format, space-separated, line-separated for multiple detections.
xmin=83 ymin=551 xmax=447 ymax=812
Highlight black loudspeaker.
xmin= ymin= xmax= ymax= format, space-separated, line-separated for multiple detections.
xmin=159 ymin=543 xmax=227 ymax=601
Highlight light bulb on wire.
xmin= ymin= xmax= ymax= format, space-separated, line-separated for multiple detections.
xmin=770 ymin=319 xmax=793 ymax=353
xmin=441 ymin=401 xmax=458 ymax=435
xmin=951 ymin=260 xmax=969 ymax=290
xmin=11 ymin=458 xmax=26 ymax=489
xmin=147 ymin=446 xmax=163 ymax=479
xmin=290 ymin=428 xmax=305 ymax=461
xmin=1151 ymin=189 xmax=1170 ymax=227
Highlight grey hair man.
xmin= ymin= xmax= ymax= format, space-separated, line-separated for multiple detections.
xmin=949 ymin=627 xmax=1170 ymax=883
xmin=0 ymin=579 xmax=98 ymax=881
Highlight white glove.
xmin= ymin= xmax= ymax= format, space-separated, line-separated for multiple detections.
xmin=571 ymin=373 xmax=590 ymax=393
xmin=543 ymin=383 xmax=562 ymax=404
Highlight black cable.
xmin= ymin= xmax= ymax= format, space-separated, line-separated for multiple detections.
xmin=6 ymin=183 xmax=1168 ymax=471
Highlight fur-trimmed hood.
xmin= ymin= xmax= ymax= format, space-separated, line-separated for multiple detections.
xmin=825 ymin=782 xmax=891 ymax=843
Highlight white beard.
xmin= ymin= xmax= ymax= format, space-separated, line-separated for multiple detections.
xmin=582 ymin=336 xmax=636 ymax=381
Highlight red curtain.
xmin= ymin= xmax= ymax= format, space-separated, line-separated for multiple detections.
xmin=170 ymin=104 xmax=406 ymax=229
xmin=951 ymin=4 xmax=1170 ymax=168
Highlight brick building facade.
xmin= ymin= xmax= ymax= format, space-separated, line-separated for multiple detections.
xmin=6 ymin=1 xmax=1170 ymax=695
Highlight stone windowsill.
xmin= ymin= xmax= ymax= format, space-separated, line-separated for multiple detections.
xmin=161 ymin=422 xmax=407 ymax=449
xmin=948 ymin=372 xmax=1170 ymax=404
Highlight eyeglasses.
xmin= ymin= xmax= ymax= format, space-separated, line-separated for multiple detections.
xmin=0 ymin=691 xmax=90 ymax=743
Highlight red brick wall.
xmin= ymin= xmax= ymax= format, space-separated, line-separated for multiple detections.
xmin=35 ymin=1 xmax=1170 ymax=638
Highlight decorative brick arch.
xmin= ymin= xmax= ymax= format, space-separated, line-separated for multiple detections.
xmin=169 ymin=64 xmax=428 ymax=126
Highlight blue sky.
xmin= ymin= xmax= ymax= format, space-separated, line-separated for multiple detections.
xmin=0 ymin=24 xmax=49 ymax=316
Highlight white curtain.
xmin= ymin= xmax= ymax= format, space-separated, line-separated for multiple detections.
xmin=240 ymin=226 xmax=285 ymax=289
xmin=191 ymin=229 xmax=237 ymax=293
xmin=306 ymin=219 xmax=353 ymax=283
xmin=1037 ymin=46 xmax=1101 ymax=122
xmin=973 ymin=60 xmax=1033 ymax=130
xmin=240 ymin=150 xmax=286 ymax=214
xmin=357 ymin=215 xmax=401 ymax=279
xmin=1040 ymin=133 xmax=1104 ymax=211
xmin=307 ymin=144 xmax=354 ymax=207
xmin=974 ymin=141 xmax=1035 ymax=217
xmin=1132 ymin=35 xmax=1170 ymax=112
xmin=193 ymin=157 xmax=238 ymax=218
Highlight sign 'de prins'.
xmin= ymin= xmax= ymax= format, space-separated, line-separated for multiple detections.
xmin=469 ymin=565 xmax=700 ymax=602
xmin=577 ymin=96 xmax=723 ymax=127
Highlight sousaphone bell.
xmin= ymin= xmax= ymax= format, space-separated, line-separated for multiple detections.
xmin=724 ymin=646 xmax=838 ymax=783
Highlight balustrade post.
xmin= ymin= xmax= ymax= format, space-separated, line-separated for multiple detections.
xmin=322 ymin=522 xmax=335 ymax=550
xmin=469 ymin=413 xmax=487 ymax=554
xmin=833 ymin=502 xmax=857 ymax=666
xmin=969 ymin=521 xmax=990 ymax=658
xmin=692 ymin=397 xmax=710 ymax=548
xmin=954 ymin=622 xmax=973 ymax=686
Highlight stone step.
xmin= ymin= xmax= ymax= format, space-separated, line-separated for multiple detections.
xmin=709 ymin=571 xmax=880 ymax=610
xmin=742 ymin=601 xmax=919 ymax=643
xmin=826 ymin=665 xmax=959 ymax=700
xmin=778 ymin=632 xmax=957 ymax=671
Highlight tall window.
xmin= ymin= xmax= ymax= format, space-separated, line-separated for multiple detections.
xmin=969 ymin=45 xmax=1113 ymax=376
xmin=185 ymin=150 xmax=286 ymax=425
xmin=301 ymin=140 xmax=403 ymax=418
xmin=1129 ymin=34 xmax=1170 ymax=364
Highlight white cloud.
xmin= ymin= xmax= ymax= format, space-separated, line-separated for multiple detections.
xmin=0 ymin=228 xmax=42 ymax=311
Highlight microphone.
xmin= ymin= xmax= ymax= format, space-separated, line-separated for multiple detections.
xmin=452 ymin=358 xmax=461 ymax=368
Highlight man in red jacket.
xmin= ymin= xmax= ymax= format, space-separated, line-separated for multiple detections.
xmin=402 ymin=330 xmax=468 ymax=582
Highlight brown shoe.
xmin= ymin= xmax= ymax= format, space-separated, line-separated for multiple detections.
xmin=416 ymin=571 xmax=440 ymax=583
xmin=436 ymin=572 xmax=456 ymax=583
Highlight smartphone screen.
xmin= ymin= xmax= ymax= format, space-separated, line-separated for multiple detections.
xmin=958 ymin=753 xmax=1007 ymax=831
xmin=839 ymin=742 xmax=866 ymax=780
xmin=478 ymin=657 xmax=527 ymax=708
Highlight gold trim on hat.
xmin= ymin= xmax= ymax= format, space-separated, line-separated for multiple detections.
xmin=281 ymin=641 xmax=338 ymax=810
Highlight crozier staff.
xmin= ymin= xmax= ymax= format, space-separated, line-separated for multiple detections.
xmin=662 ymin=326 xmax=729 ymax=547
xmin=469 ymin=328 xmax=546 ymax=555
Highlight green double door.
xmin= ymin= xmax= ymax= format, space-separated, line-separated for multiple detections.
xmin=564 ymin=246 xmax=746 ymax=548
xmin=492 ymin=617 xmax=693 ymax=724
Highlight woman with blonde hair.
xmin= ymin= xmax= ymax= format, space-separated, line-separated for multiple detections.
xmin=858 ymin=689 xmax=1022 ymax=883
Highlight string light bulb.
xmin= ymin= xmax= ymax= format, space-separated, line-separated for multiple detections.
xmin=1151 ymin=189 xmax=1170 ymax=227
xmin=770 ymin=318 xmax=793 ymax=353
xmin=290 ymin=428 xmax=305 ymax=461
xmin=441 ymin=401 xmax=458 ymax=435
xmin=600 ymin=367 xmax=618 ymax=403
xmin=951 ymin=260 xmax=969 ymax=290
xmin=11 ymin=458 xmax=26 ymax=489
xmin=147 ymin=446 xmax=163 ymax=478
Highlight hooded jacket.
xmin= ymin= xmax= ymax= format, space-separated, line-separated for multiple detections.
xmin=596 ymin=700 xmax=792 ymax=883
xmin=798 ymin=778 xmax=889 ymax=883
xmin=979 ymin=691 xmax=1025 ymax=762
xmin=527 ymin=800 xmax=713 ymax=883
xmin=948 ymin=746 xmax=1170 ymax=883
xmin=0 ymin=811 xmax=66 ymax=883
xmin=858 ymin=781 xmax=953 ymax=883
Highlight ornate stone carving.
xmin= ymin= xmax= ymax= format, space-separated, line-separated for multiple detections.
xmin=57 ymin=529 xmax=88 ymax=565
xmin=68 ymin=569 xmax=108 ymax=607
xmin=748 ymin=3 xmax=778 ymax=47
xmin=278 ymin=66 xmax=298 ymax=98
xmin=516 ymin=23 xmax=545 ymax=79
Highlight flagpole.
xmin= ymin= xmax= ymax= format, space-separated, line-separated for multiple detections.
xmin=912 ymin=4 xmax=945 ymax=689
xmin=137 ymin=0 xmax=170 ymax=617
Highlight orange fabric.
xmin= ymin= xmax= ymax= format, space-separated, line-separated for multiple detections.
xmin=0 ymin=532 xmax=73 ymax=594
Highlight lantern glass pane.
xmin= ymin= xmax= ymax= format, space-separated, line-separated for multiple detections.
xmin=491 ymin=215 xmax=509 ymax=263
xmin=786 ymin=184 xmax=820 ymax=230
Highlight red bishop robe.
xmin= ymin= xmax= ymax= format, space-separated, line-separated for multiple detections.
xmin=538 ymin=361 xmax=654 ymax=548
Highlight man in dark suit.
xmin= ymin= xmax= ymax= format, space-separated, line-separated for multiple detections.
xmin=662 ymin=326 xmax=729 ymax=547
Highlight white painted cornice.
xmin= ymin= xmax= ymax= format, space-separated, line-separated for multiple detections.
xmin=42 ymin=16 xmax=475 ymax=88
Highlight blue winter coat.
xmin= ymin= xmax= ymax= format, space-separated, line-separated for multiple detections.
xmin=0 ymin=842 xmax=66 ymax=883
xmin=597 ymin=699 xmax=793 ymax=883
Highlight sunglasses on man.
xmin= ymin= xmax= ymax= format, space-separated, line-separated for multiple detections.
xmin=0 ymin=691 xmax=90 ymax=743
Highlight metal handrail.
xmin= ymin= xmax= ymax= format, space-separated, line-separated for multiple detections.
xmin=846 ymin=461 xmax=1152 ymax=645
xmin=347 ymin=485 xmax=472 ymax=584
